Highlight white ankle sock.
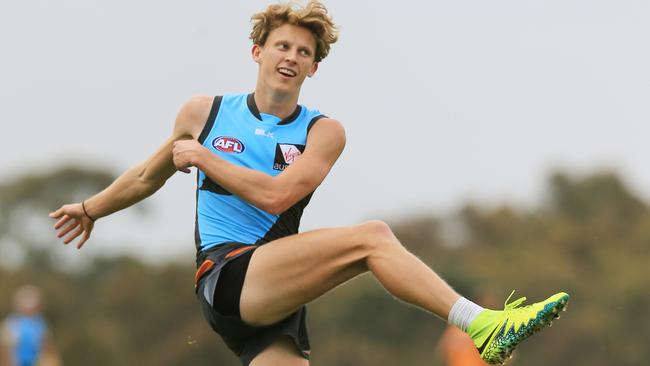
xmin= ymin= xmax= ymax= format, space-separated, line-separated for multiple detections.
xmin=448 ymin=297 xmax=485 ymax=332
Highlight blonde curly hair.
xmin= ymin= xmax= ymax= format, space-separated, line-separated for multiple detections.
xmin=250 ymin=1 xmax=339 ymax=62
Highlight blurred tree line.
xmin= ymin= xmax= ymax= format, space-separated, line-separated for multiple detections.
xmin=1 ymin=167 xmax=648 ymax=365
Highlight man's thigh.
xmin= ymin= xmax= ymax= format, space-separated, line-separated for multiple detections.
xmin=249 ymin=336 xmax=309 ymax=366
xmin=240 ymin=225 xmax=370 ymax=326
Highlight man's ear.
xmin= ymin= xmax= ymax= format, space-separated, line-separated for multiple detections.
xmin=308 ymin=62 xmax=319 ymax=78
xmin=252 ymin=44 xmax=262 ymax=63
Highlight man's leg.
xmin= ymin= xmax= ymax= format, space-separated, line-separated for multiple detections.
xmin=240 ymin=220 xmax=460 ymax=326
xmin=249 ymin=336 xmax=309 ymax=366
xmin=240 ymin=220 xmax=569 ymax=365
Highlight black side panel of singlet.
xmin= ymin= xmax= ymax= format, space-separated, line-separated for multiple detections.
xmin=195 ymin=96 xmax=224 ymax=251
xmin=254 ymin=193 xmax=314 ymax=245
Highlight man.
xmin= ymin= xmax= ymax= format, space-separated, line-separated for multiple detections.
xmin=1 ymin=286 xmax=60 ymax=366
xmin=49 ymin=2 xmax=568 ymax=365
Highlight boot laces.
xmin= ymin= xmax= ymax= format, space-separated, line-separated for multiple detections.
xmin=503 ymin=290 xmax=528 ymax=314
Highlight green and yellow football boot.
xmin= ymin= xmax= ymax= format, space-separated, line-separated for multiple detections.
xmin=467 ymin=291 xmax=569 ymax=364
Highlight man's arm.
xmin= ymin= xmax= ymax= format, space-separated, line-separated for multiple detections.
xmin=0 ymin=321 xmax=15 ymax=366
xmin=38 ymin=333 xmax=62 ymax=366
xmin=50 ymin=95 xmax=213 ymax=248
xmin=172 ymin=117 xmax=346 ymax=215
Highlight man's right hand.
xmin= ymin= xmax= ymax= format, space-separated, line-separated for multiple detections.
xmin=49 ymin=203 xmax=95 ymax=249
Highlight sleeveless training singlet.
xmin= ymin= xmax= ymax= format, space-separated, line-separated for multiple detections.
xmin=194 ymin=93 xmax=325 ymax=253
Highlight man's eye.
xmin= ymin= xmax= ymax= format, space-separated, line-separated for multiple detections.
xmin=278 ymin=43 xmax=289 ymax=50
xmin=300 ymin=49 xmax=310 ymax=56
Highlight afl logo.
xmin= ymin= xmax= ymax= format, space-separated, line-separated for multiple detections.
xmin=213 ymin=136 xmax=245 ymax=153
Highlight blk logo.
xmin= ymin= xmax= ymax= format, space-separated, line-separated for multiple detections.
xmin=213 ymin=136 xmax=245 ymax=153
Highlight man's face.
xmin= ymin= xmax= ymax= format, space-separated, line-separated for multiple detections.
xmin=253 ymin=23 xmax=319 ymax=94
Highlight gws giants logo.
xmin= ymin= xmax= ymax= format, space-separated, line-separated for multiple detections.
xmin=213 ymin=136 xmax=245 ymax=153
xmin=274 ymin=143 xmax=305 ymax=171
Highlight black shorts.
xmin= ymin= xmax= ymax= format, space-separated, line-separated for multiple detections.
xmin=195 ymin=243 xmax=310 ymax=366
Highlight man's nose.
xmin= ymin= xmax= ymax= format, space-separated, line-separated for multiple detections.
xmin=284 ymin=50 xmax=298 ymax=63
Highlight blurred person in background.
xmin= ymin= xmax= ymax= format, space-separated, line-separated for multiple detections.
xmin=439 ymin=325 xmax=490 ymax=366
xmin=0 ymin=285 xmax=61 ymax=366
xmin=438 ymin=291 xmax=501 ymax=366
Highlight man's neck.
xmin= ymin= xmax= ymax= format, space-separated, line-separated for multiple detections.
xmin=253 ymin=87 xmax=300 ymax=119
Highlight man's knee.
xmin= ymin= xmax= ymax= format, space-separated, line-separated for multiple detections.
xmin=355 ymin=220 xmax=400 ymax=252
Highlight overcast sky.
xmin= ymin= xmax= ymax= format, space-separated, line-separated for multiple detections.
xmin=1 ymin=0 xmax=649 ymax=263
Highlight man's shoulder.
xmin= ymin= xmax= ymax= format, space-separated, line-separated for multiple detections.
xmin=185 ymin=94 xmax=217 ymax=113
xmin=174 ymin=95 xmax=219 ymax=138
xmin=308 ymin=116 xmax=344 ymax=132
xmin=184 ymin=93 xmax=244 ymax=112
xmin=305 ymin=117 xmax=346 ymax=152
